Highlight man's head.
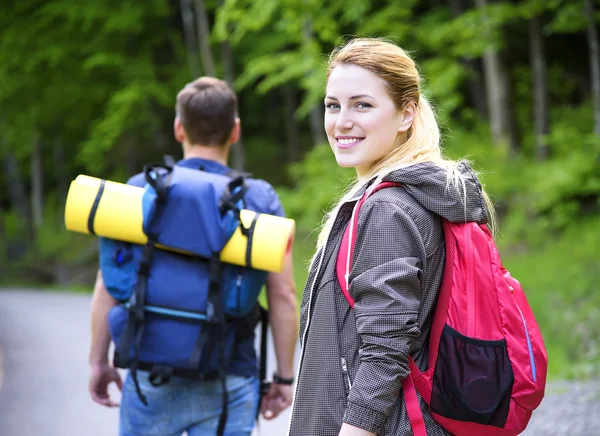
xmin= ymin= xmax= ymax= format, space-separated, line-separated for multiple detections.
xmin=174 ymin=77 xmax=240 ymax=147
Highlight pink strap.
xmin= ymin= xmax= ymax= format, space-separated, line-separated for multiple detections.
xmin=337 ymin=181 xmax=428 ymax=435
xmin=337 ymin=222 xmax=355 ymax=307
xmin=403 ymin=373 xmax=427 ymax=436
xmin=336 ymin=181 xmax=401 ymax=306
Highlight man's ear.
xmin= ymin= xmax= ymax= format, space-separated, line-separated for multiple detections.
xmin=173 ymin=117 xmax=187 ymax=143
xmin=398 ymin=103 xmax=416 ymax=133
xmin=228 ymin=117 xmax=241 ymax=144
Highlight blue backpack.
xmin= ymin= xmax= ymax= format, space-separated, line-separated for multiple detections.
xmin=99 ymin=162 xmax=269 ymax=435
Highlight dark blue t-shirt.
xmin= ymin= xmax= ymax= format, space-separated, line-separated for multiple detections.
xmin=127 ymin=157 xmax=285 ymax=378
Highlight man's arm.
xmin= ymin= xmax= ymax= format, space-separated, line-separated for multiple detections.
xmin=261 ymin=250 xmax=298 ymax=419
xmin=88 ymin=269 xmax=123 ymax=407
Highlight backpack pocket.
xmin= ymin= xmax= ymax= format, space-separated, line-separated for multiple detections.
xmin=430 ymin=324 xmax=514 ymax=427
xmin=99 ymin=237 xmax=141 ymax=302
xmin=222 ymin=265 xmax=268 ymax=317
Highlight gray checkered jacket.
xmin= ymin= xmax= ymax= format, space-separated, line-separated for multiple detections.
xmin=288 ymin=162 xmax=489 ymax=436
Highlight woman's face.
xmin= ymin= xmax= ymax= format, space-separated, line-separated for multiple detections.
xmin=324 ymin=64 xmax=412 ymax=177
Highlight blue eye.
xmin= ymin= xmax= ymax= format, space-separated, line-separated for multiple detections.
xmin=356 ymin=102 xmax=372 ymax=109
xmin=325 ymin=102 xmax=340 ymax=110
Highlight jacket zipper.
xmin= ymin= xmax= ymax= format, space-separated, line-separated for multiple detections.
xmin=509 ymin=284 xmax=537 ymax=382
xmin=287 ymin=246 xmax=326 ymax=435
xmin=341 ymin=357 xmax=352 ymax=394
xmin=287 ymin=196 xmax=362 ymax=436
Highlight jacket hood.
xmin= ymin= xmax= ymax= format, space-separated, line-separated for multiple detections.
xmin=379 ymin=161 xmax=488 ymax=224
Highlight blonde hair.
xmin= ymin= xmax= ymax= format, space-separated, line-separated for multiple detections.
xmin=314 ymin=37 xmax=496 ymax=253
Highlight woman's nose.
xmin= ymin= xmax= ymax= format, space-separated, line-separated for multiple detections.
xmin=335 ymin=110 xmax=354 ymax=130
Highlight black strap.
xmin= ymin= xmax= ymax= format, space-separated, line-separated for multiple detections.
xmin=114 ymin=359 xmax=222 ymax=381
xmin=217 ymin=369 xmax=229 ymax=436
xmin=259 ymin=308 xmax=269 ymax=388
xmin=114 ymin=240 xmax=152 ymax=365
xmin=257 ymin=306 xmax=270 ymax=420
xmin=189 ymin=254 xmax=223 ymax=366
xmin=199 ymin=252 xmax=229 ymax=436
xmin=244 ymin=214 xmax=259 ymax=268
xmin=87 ymin=179 xmax=106 ymax=235
xmin=113 ymin=238 xmax=158 ymax=407
xmin=219 ymin=176 xmax=249 ymax=217
xmin=143 ymin=163 xmax=173 ymax=202
xmin=130 ymin=361 xmax=148 ymax=406
xmin=189 ymin=320 xmax=209 ymax=369
xmin=149 ymin=365 xmax=173 ymax=387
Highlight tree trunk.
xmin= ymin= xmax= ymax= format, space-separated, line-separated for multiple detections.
xmin=193 ymin=0 xmax=216 ymax=77
xmin=220 ymin=30 xmax=245 ymax=170
xmin=302 ymin=18 xmax=326 ymax=146
xmin=449 ymin=0 xmax=488 ymax=117
xmin=125 ymin=136 xmax=138 ymax=176
xmin=0 ymin=178 xmax=4 ymax=256
xmin=179 ymin=0 xmax=200 ymax=79
xmin=283 ymin=85 xmax=301 ymax=163
xmin=4 ymin=152 xmax=32 ymax=249
xmin=30 ymin=137 xmax=44 ymax=230
xmin=529 ymin=16 xmax=550 ymax=160
xmin=476 ymin=0 xmax=519 ymax=153
xmin=0 ymin=146 xmax=4 ymax=256
xmin=585 ymin=0 xmax=600 ymax=135
xmin=53 ymin=139 xmax=68 ymax=206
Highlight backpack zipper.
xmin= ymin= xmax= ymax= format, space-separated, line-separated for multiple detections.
xmin=509 ymin=284 xmax=537 ymax=382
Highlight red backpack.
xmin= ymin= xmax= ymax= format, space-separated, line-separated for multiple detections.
xmin=336 ymin=182 xmax=547 ymax=436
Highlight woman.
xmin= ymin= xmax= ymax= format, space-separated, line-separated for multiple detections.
xmin=288 ymin=38 xmax=495 ymax=435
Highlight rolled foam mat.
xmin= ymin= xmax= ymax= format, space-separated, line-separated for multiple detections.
xmin=64 ymin=175 xmax=295 ymax=273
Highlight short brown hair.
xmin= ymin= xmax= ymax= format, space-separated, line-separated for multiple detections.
xmin=175 ymin=77 xmax=238 ymax=146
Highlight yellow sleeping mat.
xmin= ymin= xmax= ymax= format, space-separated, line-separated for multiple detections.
xmin=64 ymin=174 xmax=295 ymax=273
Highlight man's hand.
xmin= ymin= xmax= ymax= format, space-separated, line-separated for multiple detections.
xmin=89 ymin=363 xmax=123 ymax=408
xmin=263 ymin=250 xmax=298 ymax=421
xmin=89 ymin=270 xmax=120 ymax=407
xmin=260 ymin=382 xmax=293 ymax=420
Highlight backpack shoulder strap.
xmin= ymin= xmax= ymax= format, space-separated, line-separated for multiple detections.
xmin=335 ymin=181 xmax=401 ymax=307
xmin=334 ymin=180 xmax=427 ymax=436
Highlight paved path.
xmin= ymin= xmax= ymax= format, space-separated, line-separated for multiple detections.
xmin=0 ymin=290 xmax=297 ymax=436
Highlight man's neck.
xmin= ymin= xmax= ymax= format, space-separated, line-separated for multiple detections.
xmin=182 ymin=142 xmax=229 ymax=166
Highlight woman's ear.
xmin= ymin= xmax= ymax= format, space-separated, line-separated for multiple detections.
xmin=398 ymin=103 xmax=416 ymax=133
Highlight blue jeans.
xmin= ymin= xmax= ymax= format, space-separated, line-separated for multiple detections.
xmin=119 ymin=371 xmax=260 ymax=436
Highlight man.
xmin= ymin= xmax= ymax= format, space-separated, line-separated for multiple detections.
xmin=88 ymin=76 xmax=298 ymax=435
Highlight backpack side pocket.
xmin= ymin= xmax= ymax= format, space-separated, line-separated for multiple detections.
xmin=222 ymin=265 xmax=268 ymax=317
xmin=99 ymin=237 xmax=140 ymax=302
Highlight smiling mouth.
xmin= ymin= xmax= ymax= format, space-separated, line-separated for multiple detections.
xmin=336 ymin=137 xmax=364 ymax=148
